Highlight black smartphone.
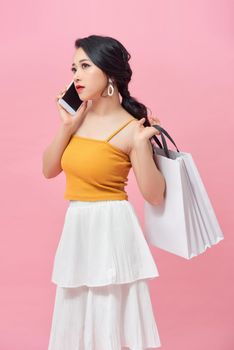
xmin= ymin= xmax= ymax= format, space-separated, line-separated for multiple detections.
xmin=58 ymin=80 xmax=83 ymax=116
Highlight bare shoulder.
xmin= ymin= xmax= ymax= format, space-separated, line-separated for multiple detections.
xmin=120 ymin=115 xmax=139 ymax=154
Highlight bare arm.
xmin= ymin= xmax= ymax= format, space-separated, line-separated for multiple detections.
xmin=42 ymin=124 xmax=74 ymax=178
xmin=42 ymin=84 xmax=89 ymax=179
xmin=129 ymin=138 xmax=166 ymax=205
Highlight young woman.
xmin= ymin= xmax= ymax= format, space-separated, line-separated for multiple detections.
xmin=43 ymin=34 xmax=165 ymax=350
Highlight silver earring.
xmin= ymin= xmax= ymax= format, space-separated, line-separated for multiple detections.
xmin=107 ymin=78 xmax=114 ymax=96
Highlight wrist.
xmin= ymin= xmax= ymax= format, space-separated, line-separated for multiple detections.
xmin=59 ymin=122 xmax=74 ymax=137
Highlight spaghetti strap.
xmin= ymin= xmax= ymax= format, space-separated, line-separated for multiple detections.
xmin=106 ymin=119 xmax=135 ymax=142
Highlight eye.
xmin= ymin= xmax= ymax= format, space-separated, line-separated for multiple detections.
xmin=82 ymin=63 xmax=90 ymax=68
xmin=71 ymin=63 xmax=90 ymax=73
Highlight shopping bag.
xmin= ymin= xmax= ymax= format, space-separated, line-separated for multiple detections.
xmin=144 ymin=125 xmax=224 ymax=259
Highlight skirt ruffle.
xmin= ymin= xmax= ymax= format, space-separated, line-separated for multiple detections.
xmin=48 ymin=280 xmax=161 ymax=350
xmin=48 ymin=199 xmax=162 ymax=349
xmin=51 ymin=200 xmax=159 ymax=288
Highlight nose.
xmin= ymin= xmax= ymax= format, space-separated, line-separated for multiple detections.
xmin=74 ymin=70 xmax=82 ymax=83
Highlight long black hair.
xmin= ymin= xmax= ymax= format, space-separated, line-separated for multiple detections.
xmin=74 ymin=34 xmax=152 ymax=128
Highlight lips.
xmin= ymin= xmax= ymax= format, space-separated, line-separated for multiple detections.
xmin=76 ymin=85 xmax=85 ymax=89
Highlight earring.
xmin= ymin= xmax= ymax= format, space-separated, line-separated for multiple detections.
xmin=107 ymin=78 xmax=114 ymax=96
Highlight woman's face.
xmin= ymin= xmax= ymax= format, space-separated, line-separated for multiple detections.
xmin=71 ymin=47 xmax=109 ymax=101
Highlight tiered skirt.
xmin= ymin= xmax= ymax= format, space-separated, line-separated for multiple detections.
xmin=48 ymin=199 xmax=162 ymax=349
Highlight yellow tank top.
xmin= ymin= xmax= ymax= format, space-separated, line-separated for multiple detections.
xmin=61 ymin=118 xmax=135 ymax=201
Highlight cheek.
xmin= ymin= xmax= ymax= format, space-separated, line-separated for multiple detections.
xmin=91 ymin=67 xmax=107 ymax=82
xmin=89 ymin=71 xmax=107 ymax=90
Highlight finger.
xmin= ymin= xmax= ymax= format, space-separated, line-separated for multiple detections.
xmin=74 ymin=101 xmax=88 ymax=115
xmin=59 ymin=87 xmax=68 ymax=96
xmin=153 ymin=126 xmax=161 ymax=135
xmin=150 ymin=116 xmax=160 ymax=121
xmin=149 ymin=116 xmax=156 ymax=125
xmin=151 ymin=119 xmax=161 ymax=125
xmin=78 ymin=100 xmax=88 ymax=109
xmin=56 ymin=88 xmax=68 ymax=101
xmin=139 ymin=117 xmax=145 ymax=125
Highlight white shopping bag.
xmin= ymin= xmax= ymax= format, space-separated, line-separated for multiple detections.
xmin=144 ymin=126 xmax=224 ymax=259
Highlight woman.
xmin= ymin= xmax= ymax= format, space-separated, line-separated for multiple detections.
xmin=43 ymin=34 xmax=165 ymax=350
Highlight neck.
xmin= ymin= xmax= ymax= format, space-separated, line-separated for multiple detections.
xmin=88 ymin=89 xmax=124 ymax=119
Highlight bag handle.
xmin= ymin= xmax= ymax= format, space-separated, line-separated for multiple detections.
xmin=150 ymin=125 xmax=180 ymax=159
xmin=150 ymin=133 xmax=163 ymax=149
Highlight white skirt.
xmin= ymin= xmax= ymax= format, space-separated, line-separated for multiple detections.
xmin=48 ymin=199 xmax=162 ymax=349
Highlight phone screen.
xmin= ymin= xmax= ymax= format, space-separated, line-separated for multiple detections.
xmin=58 ymin=81 xmax=83 ymax=115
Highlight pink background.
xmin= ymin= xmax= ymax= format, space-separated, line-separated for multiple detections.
xmin=1 ymin=0 xmax=233 ymax=349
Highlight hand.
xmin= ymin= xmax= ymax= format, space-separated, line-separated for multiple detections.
xmin=132 ymin=116 xmax=162 ymax=147
xmin=148 ymin=116 xmax=161 ymax=129
xmin=55 ymin=86 xmax=89 ymax=133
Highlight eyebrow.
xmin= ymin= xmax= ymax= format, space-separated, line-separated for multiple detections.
xmin=72 ymin=59 xmax=91 ymax=66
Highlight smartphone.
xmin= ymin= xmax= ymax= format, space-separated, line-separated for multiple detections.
xmin=58 ymin=80 xmax=83 ymax=116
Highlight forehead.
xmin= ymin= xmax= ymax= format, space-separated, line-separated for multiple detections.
xmin=72 ymin=48 xmax=91 ymax=66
